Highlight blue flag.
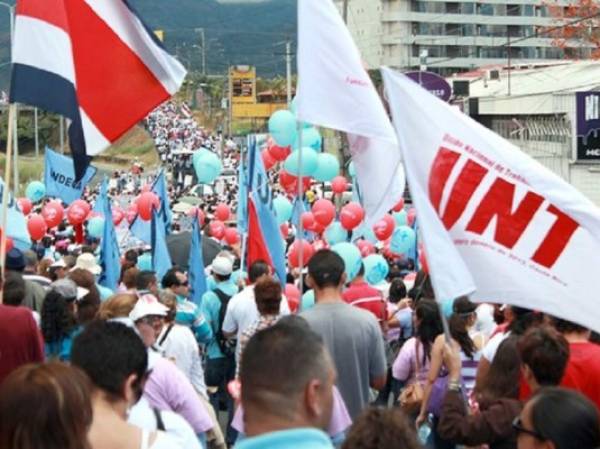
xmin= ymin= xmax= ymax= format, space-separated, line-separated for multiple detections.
xmin=98 ymin=177 xmax=121 ymax=290
xmin=151 ymin=208 xmax=172 ymax=282
xmin=0 ymin=176 xmax=31 ymax=251
xmin=291 ymin=196 xmax=314 ymax=241
xmin=411 ymin=217 xmax=420 ymax=271
xmin=93 ymin=177 xmax=109 ymax=215
xmin=188 ymin=216 xmax=207 ymax=306
xmin=236 ymin=155 xmax=248 ymax=233
xmin=45 ymin=147 xmax=97 ymax=205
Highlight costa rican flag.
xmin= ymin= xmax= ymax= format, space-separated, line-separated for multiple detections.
xmin=9 ymin=0 xmax=186 ymax=180
xmin=180 ymin=102 xmax=192 ymax=118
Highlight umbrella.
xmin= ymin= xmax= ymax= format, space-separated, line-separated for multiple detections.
xmin=179 ymin=196 xmax=202 ymax=206
xmin=166 ymin=231 xmax=222 ymax=271
xmin=172 ymin=202 xmax=194 ymax=214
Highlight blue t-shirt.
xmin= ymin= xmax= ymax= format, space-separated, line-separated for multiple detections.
xmin=175 ymin=295 xmax=212 ymax=345
xmin=200 ymin=280 xmax=239 ymax=359
xmin=236 ymin=428 xmax=333 ymax=449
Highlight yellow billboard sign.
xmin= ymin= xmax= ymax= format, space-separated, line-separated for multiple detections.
xmin=229 ymin=65 xmax=256 ymax=104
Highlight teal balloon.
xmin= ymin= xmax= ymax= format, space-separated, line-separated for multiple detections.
xmin=268 ymin=110 xmax=297 ymax=147
xmin=289 ymin=97 xmax=298 ymax=115
xmin=284 ymin=147 xmax=318 ymax=177
xmin=393 ymin=210 xmax=408 ymax=227
xmin=26 ymin=181 xmax=45 ymax=203
xmin=193 ymin=148 xmax=222 ymax=184
xmin=313 ymin=153 xmax=340 ymax=182
xmin=87 ymin=217 xmax=105 ymax=239
xmin=273 ymin=196 xmax=293 ymax=225
xmin=325 ymin=221 xmax=347 ymax=245
xmin=301 ymin=289 xmax=315 ymax=311
xmin=297 ymin=127 xmax=322 ymax=151
xmin=363 ymin=226 xmax=378 ymax=244
xmin=137 ymin=253 xmax=152 ymax=271
xmin=332 ymin=242 xmax=362 ymax=282
xmin=390 ymin=225 xmax=416 ymax=255
xmin=348 ymin=161 xmax=356 ymax=178
xmin=363 ymin=255 xmax=389 ymax=286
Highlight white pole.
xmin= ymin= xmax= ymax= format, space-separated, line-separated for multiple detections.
xmin=1 ymin=104 xmax=16 ymax=303
xmin=34 ymin=107 xmax=39 ymax=158
xmin=286 ymin=41 xmax=292 ymax=105
xmin=12 ymin=104 xmax=17 ymax=193
xmin=296 ymin=123 xmax=304 ymax=294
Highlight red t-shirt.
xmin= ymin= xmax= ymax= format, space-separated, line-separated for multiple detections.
xmin=0 ymin=305 xmax=45 ymax=385
xmin=342 ymin=281 xmax=387 ymax=322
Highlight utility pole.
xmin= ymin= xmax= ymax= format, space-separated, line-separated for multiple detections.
xmin=195 ymin=28 xmax=206 ymax=75
xmin=343 ymin=0 xmax=349 ymax=23
xmin=507 ymin=34 xmax=512 ymax=96
xmin=286 ymin=41 xmax=292 ymax=104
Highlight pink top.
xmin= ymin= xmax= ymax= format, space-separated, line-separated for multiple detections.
xmin=231 ymin=385 xmax=352 ymax=436
xmin=392 ymin=337 xmax=431 ymax=385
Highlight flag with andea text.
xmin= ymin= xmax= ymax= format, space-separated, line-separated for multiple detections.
xmin=45 ymin=147 xmax=97 ymax=205
xmin=295 ymin=0 xmax=405 ymax=227
xmin=382 ymin=67 xmax=600 ymax=333
xmin=9 ymin=0 xmax=186 ymax=180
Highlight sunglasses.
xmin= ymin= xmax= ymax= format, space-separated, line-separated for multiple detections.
xmin=139 ymin=316 xmax=164 ymax=326
xmin=512 ymin=417 xmax=545 ymax=440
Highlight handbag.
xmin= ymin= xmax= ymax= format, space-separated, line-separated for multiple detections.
xmin=398 ymin=341 xmax=425 ymax=415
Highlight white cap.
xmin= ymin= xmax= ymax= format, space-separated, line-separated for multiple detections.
xmin=211 ymin=256 xmax=233 ymax=276
xmin=72 ymin=253 xmax=102 ymax=276
xmin=129 ymin=294 xmax=169 ymax=322
xmin=50 ymin=259 xmax=67 ymax=269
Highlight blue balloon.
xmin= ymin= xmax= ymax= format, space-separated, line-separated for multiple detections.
xmin=26 ymin=181 xmax=45 ymax=203
xmin=268 ymin=110 xmax=297 ymax=147
xmin=87 ymin=217 xmax=105 ymax=239
xmin=284 ymin=147 xmax=318 ymax=177
xmin=295 ymin=127 xmax=322 ymax=151
xmin=193 ymin=148 xmax=222 ymax=184
xmin=325 ymin=221 xmax=347 ymax=245
xmin=390 ymin=225 xmax=416 ymax=255
xmin=363 ymin=254 xmax=389 ymax=286
xmin=301 ymin=289 xmax=315 ymax=311
xmin=137 ymin=253 xmax=152 ymax=271
xmin=313 ymin=153 xmax=340 ymax=182
xmin=393 ymin=210 xmax=408 ymax=227
xmin=332 ymin=242 xmax=362 ymax=282
xmin=273 ymin=196 xmax=293 ymax=225
xmin=348 ymin=161 xmax=356 ymax=178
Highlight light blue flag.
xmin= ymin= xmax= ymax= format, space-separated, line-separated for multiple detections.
xmin=98 ymin=177 xmax=121 ymax=290
xmin=411 ymin=217 xmax=420 ymax=271
xmin=154 ymin=171 xmax=172 ymax=234
xmin=93 ymin=177 xmax=109 ymax=215
xmin=188 ymin=215 xmax=207 ymax=306
xmin=236 ymin=156 xmax=248 ymax=233
xmin=0 ymin=176 xmax=31 ymax=251
xmin=291 ymin=196 xmax=313 ymax=241
xmin=151 ymin=208 xmax=172 ymax=282
xmin=44 ymin=147 xmax=97 ymax=205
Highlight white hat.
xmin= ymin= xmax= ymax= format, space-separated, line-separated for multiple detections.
xmin=72 ymin=253 xmax=102 ymax=276
xmin=50 ymin=259 xmax=67 ymax=269
xmin=129 ymin=294 xmax=169 ymax=322
xmin=211 ymin=256 xmax=233 ymax=276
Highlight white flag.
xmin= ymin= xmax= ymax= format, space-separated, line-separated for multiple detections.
xmin=296 ymin=0 xmax=404 ymax=226
xmin=382 ymin=67 xmax=600 ymax=332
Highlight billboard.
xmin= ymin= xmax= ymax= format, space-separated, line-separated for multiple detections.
xmin=404 ymin=71 xmax=452 ymax=102
xmin=229 ymin=65 xmax=256 ymax=104
xmin=576 ymin=91 xmax=600 ymax=161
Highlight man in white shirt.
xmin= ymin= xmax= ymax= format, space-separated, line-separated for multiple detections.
xmin=222 ymin=260 xmax=291 ymax=354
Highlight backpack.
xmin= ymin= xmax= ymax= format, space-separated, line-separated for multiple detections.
xmin=213 ymin=289 xmax=236 ymax=357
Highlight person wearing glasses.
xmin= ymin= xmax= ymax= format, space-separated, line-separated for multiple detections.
xmin=513 ymin=387 xmax=600 ymax=449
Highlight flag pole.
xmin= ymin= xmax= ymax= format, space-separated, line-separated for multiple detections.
xmin=297 ymin=123 xmax=304 ymax=294
xmin=239 ymin=140 xmax=247 ymax=272
xmin=0 ymin=103 xmax=16 ymax=303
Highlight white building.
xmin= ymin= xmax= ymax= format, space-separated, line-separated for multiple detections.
xmin=339 ymin=0 xmax=590 ymax=75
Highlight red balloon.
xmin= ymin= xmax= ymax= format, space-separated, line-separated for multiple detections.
xmin=27 ymin=214 xmax=47 ymax=241
xmin=312 ymin=221 xmax=325 ymax=235
xmin=373 ymin=214 xmax=395 ymax=241
xmin=279 ymin=170 xmax=312 ymax=195
xmin=301 ymin=212 xmax=315 ymax=231
xmin=331 ymin=176 xmax=348 ymax=195
xmin=262 ymin=148 xmax=277 ymax=171
xmin=340 ymin=202 xmax=364 ymax=230
xmin=17 ymin=198 xmax=32 ymax=215
xmin=284 ymin=284 xmax=300 ymax=313
xmin=407 ymin=207 xmax=417 ymax=227
xmin=42 ymin=202 xmax=64 ymax=228
xmin=138 ymin=192 xmax=159 ymax=221
xmin=288 ymin=239 xmax=314 ymax=268
xmin=215 ymin=203 xmax=231 ymax=222
xmin=224 ymin=227 xmax=239 ymax=245
xmin=357 ymin=239 xmax=375 ymax=257
xmin=312 ymin=199 xmax=335 ymax=227
xmin=0 ymin=228 xmax=14 ymax=253
xmin=392 ymin=198 xmax=405 ymax=212
xmin=280 ymin=222 xmax=290 ymax=238
xmin=68 ymin=200 xmax=91 ymax=226
xmin=112 ymin=207 xmax=125 ymax=226
xmin=126 ymin=203 xmax=138 ymax=224
xmin=279 ymin=170 xmax=296 ymax=190
xmin=269 ymin=144 xmax=291 ymax=162
xmin=209 ymin=220 xmax=226 ymax=240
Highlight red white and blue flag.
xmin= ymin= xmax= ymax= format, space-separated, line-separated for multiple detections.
xmin=9 ymin=0 xmax=186 ymax=179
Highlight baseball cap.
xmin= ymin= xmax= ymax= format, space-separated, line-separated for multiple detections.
xmin=129 ymin=294 xmax=169 ymax=322
xmin=72 ymin=253 xmax=102 ymax=276
xmin=211 ymin=256 xmax=233 ymax=276
xmin=50 ymin=279 xmax=89 ymax=301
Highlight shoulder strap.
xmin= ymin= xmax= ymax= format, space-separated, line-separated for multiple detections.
xmin=158 ymin=323 xmax=174 ymax=347
xmin=153 ymin=408 xmax=166 ymax=432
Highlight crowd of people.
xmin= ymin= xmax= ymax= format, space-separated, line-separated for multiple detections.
xmin=1 ymin=102 xmax=600 ymax=449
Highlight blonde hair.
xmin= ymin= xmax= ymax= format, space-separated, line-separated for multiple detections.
xmin=96 ymin=293 xmax=138 ymax=320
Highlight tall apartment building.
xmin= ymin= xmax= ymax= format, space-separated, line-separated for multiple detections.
xmin=338 ymin=0 xmax=587 ymax=75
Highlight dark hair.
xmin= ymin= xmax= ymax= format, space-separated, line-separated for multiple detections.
xmin=69 ymin=269 xmax=101 ymax=325
xmin=518 ymin=326 xmax=569 ymax=387
xmin=355 ymin=262 xmax=365 ymax=279
xmin=136 ymin=270 xmax=157 ymax=291
xmin=124 ymin=249 xmax=138 ymax=264
xmin=254 ymin=277 xmax=282 ymax=315
xmin=214 ymin=273 xmax=231 ymax=282
xmin=478 ymin=336 xmax=521 ymax=405
xmin=508 ymin=306 xmax=542 ymax=336
xmin=161 ymin=267 xmax=182 ymax=289
xmin=529 ymin=387 xmax=600 ymax=449
xmin=342 ymin=407 xmax=422 ymax=449
xmin=71 ymin=320 xmax=147 ymax=402
xmin=121 ymin=267 xmax=139 ymax=290
xmin=41 ymin=290 xmax=77 ymax=344
xmin=308 ymin=250 xmax=345 ymax=289
xmin=240 ymin=316 xmax=329 ymax=418
xmin=0 ymin=362 xmax=93 ymax=449
xmin=248 ymin=260 xmax=270 ymax=283
xmin=408 ymin=270 xmax=434 ymax=302
xmin=449 ymin=298 xmax=477 ymax=359
xmin=414 ymin=299 xmax=443 ymax=363
xmin=3 ymin=270 xmax=26 ymax=306
xmin=553 ymin=317 xmax=588 ymax=335
xmin=388 ymin=278 xmax=407 ymax=303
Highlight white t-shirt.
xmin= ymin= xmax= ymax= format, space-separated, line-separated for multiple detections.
xmin=475 ymin=303 xmax=496 ymax=340
xmin=482 ymin=331 xmax=511 ymax=362
xmin=129 ymin=398 xmax=198 ymax=449
xmin=156 ymin=324 xmax=207 ymax=399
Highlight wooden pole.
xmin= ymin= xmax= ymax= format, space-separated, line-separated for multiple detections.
xmin=0 ymin=104 xmax=16 ymax=303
